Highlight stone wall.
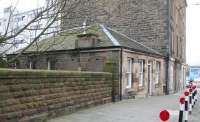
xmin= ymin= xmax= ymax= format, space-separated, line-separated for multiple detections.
xmin=0 ymin=69 xmax=112 ymax=122
xmin=7 ymin=49 xmax=123 ymax=100
xmin=9 ymin=50 xmax=120 ymax=72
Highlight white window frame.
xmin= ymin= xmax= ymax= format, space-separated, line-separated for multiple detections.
xmin=155 ymin=61 xmax=161 ymax=84
xmin=139 ymin=60 xmax=144 ymax=86
xmin=29 ymin=60 xmax=36 ymax=69
xmin=29 ymin=61 xmax=33 ymax=69
xmin=126 ymin=58 xmax=132 ymax=88
xmin=47 ymin=60 xmax=51 ymax=70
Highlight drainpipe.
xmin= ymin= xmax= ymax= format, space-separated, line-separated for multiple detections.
xmin=119 ymin=48 xmax=123 ymax=100
xmin=165 ymin=0 xmax=171 ymax=95
xmin=165 ymin=57 xmax=169 ymax=95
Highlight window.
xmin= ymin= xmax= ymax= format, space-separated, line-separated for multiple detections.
xmin=47 ymin=60 xmax=51 ymax=70
xmin=47 ymin=57 xmax=56 ymax=70
xmin=29 ymin=61 xmax=36 ymax=69
xmin=155 ymin=61 xmax=161 ymax=84
xmin=139 ymin=60 xmax=144 ymax=86
xmin=14 ymin=60 xmax=20 ymax=69
xmin=47 ymin=60 xmax=56 ymax=70
xmin=126 ymin=58 xmax=133 ymax=88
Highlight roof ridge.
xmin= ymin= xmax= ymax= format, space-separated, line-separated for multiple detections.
xmin=100 ymin=24 xmax=120 ymax=46
xmin=61 ymin=23 xmax=99 ymax=32
xmin=106 ymin=26 xmax=162 ymax=55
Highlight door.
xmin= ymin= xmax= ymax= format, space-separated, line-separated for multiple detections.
xmin=148 ymin=64 xmax=152 ymax=95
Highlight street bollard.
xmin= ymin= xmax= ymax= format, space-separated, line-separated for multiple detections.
xmin=196 ymin=86 xmax=198 ymax=102
xmin=192 ymin=86 xmax=195 ymax=108
xmin=184 ymin=90 xmax=189 ymax=122
xmin=179 ymin=96 xmax=185 ymax=122
xmin=189 ymin=88 xmax=193 ymax=115
xmin=160 ymin=110 xmax=170 ymax=122
xmin=192 ymin=85 xmax=196 ymax=106
xmin=194 ymin=85 xmax=198 ymax=103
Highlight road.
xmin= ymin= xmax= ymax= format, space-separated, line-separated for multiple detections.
xmin=49 ymin=90 xmax=200 ymax=122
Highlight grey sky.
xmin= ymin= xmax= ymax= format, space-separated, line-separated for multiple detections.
xmin=187 ymin=0 xmax=200 ymax=66
xmin=0 ymin=0 xmax=199 ymax=66
xmin=0 ymin=0 xmax=45 ymax=16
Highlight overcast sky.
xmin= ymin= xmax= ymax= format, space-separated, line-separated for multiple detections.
xmin=0 ymin=0 xmax=45 ymax=15
xmin=187 ymin=0 xmax=200 ymax=66
xmin=0 ymin=0 xmax=199 ymax=66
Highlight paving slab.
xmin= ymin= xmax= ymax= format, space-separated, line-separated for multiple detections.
xmin=49 ymin=90 xmax=200 ymax=122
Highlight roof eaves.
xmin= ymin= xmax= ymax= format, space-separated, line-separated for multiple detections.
xmin=7 ymin=46 xmax=122 ymax=55
xmin=121 ymin=46 xmax=164 ymax=58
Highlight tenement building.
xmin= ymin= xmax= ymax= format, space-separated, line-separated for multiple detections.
xmin=61 ymin=0 xmax=187 ymax=93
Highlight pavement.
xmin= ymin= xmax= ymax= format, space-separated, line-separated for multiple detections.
xmin=49 ymin=90 xmax=200 ymax=122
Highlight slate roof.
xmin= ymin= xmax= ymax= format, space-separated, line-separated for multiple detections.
xmin=14 ymin=24 xmax=161 ymax=55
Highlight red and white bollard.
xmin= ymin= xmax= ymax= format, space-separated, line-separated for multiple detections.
xmin=179 ymin=96 xmax=185 ymax=122
xmin=184 ymin=90 xmax=189 ymax=122
xmin=193 ymin=85 xmax=198 ymax=104
xmin=195 ymin=85 xmax=198 ymax=102
xmin=189 ymin=88 xmax=193 ymax=114
xmin=160 ymin=110 xmax=170 ymax=122
xmin=192 ymin=85 xmax=196 ymax=107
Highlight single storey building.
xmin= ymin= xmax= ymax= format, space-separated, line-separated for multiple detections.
xmin=7 ymin=24 xmax=167 ymax=100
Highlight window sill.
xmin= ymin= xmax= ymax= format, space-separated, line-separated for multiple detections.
xmin=126 ymin=86 xmax=132 ymax=89
xmin=126 ymin=88 xmax=136 ymax=92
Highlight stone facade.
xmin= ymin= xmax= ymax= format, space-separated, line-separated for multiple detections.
xmin=0 ymin=69 xmax=112 ymax=122
xmin=62 ymin=0 xmax=168 ymax=54
xmin=8 ymin=46 xmax=166 ymax=100
xmin=61 ymin=0 xmax=187 ymax=93
xmin=121 ymin=49 xmax=166 ymax=98
xmin=169 ymin=0 xmax=186 ymax=62
xmin=9 ymin=49 xmax=120 ymax=72
xmin=167 ymin=0 xmax=187 ymax=93
xmin=8 ymin=48 xmax=121 ymax=99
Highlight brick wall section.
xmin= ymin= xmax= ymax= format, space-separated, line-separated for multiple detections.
xmin=0 ymin=69 xmax=112 ymax=122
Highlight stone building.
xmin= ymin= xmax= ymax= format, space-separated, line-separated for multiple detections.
xmin=7 ymin=24 xmax=166 ymax=100
xmin=61 ymin=0 xmax=187 ymax=93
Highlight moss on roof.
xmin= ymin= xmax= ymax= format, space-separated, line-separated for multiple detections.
xmin=14 ymin=23 xmax=161 ymax=55
xmin=24 ymin=24 xmax=113 ymax=52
